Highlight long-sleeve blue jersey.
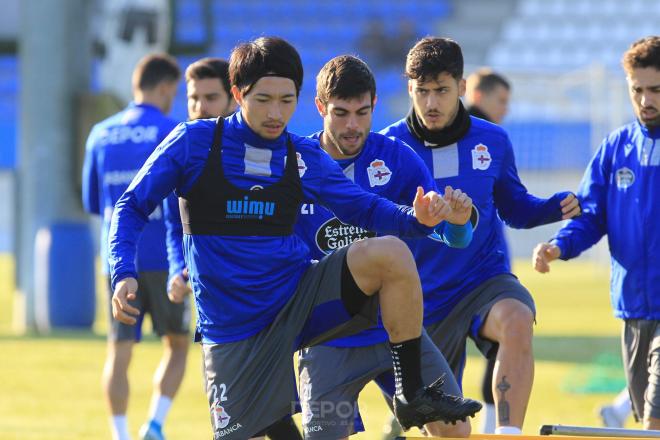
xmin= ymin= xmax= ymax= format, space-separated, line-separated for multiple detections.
xmin=295 ymin=131 xmax=473 ymax=347
xmin=109 ymin=112 xmax=439 ymax=344
xmin=552 ymin=120 xmax=660 ymax=320
xmin=82 ymin=102 xmax=178 ymax=273
xmin=381 ymin=116 xmax=571 ymax=324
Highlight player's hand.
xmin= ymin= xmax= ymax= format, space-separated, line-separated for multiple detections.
xmin=443 ymin=186 xmax=472 ymax=225
xmin=413 ymin=186 xmax=451 ymax=227
xmin=560 ymin=193 xmax=581 ymax=220
xmin=168 ymin=272 xmax=192 ymax=304
xmin=112 ymin=277 xmax=140 ymax=325
xmin=532 ymin=242 xmax=561 ymax=273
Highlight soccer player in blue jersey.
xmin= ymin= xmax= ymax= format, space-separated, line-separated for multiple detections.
xmin=166 ymin=56 xmax=304 ymax=440
xmin=108 ymin=37 xmax=481 ymax=440
xmin=82 ymin=54 xmax=189 ymax=440
xmin=533 ymin=36 xmax=660 ymax=431
xmin=294 ymin=54 xmax=475 ymax=439
xmin=381 ymin=37 xmax=582 ymax=435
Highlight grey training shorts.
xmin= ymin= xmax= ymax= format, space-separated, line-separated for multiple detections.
xmin=425 ymin=273 xmax=536 ymax=384
xmin=297 ymin=329 xmax=460 ymax=439
xmin=622 ymin=319 xmax=660 ymax=421
xmin=201 ymin=246 xmax=379 ymax=440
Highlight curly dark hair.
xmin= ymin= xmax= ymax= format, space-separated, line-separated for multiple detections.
xmin=622 ymin=36 xmax=660 ymax=74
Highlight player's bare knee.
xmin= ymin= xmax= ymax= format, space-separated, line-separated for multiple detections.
xmin=369 ymin=236 xmax=416 ymax=277
xmin=163 ymin=333 xmax=189 ymax=353
xmin=499 ymin=304 xmax=534 ymax=348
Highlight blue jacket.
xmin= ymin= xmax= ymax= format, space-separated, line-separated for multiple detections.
xmin=553 ymin=120 xmax=660 ymax=320
xmin=82 ymin=102 xmax=178 ymax=273
xmin=295 ymin=131 xmax=473 ymax=347
xmin=109 ymin=112 xmax=440 ymax=344
xmin=381 ymin=116 xmax=572 ymax=324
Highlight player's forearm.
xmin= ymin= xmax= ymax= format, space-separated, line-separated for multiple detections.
xmin=500 ymin=191 xmax=570 ymax=229
xmin=551 ymin=216 xmax=605 ymax=260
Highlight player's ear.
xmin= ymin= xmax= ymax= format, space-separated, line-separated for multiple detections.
xmin=458 ymin=78 xmax=467 ymax=98
xmin=372 ymin=94 xmax=378 ymax=109
xmin=314 ymin=96 xmax=327 ymax=117
xmin=231 ymin=85 xmax=243 ymax=106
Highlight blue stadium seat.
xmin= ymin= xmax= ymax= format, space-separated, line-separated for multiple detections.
xmin=505 ymin=121 xmax=593 ymax=170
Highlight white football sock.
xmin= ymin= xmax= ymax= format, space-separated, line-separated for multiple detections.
xmin=110 ymin=415 xmax=131 ymax=440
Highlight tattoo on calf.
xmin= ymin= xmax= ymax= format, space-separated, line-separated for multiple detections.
xmin=497 ymin=376 xmax=511 ymax=425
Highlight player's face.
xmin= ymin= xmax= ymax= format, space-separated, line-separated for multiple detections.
xmin=232 ymin=77 xmax=297 ymax=140
xmin=187 ymin=78 xmax=236 ymax=120
xmin=477 ymin=84 xmax=510 ymax=124
xmin=627 ymin=67 xmax=660 ymax=128
xmin=317 ymin=92 xmax=375 ymax=159
xmin=408 ymin=73 xmax=466 ymax=131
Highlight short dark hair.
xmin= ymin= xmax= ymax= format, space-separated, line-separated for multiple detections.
xmin=405 ymin=37 xmax=463 ymax=82
xmin=229 ymin=36 xmax=303 ymax=97
xmin=469 ymin=68 xmax=510 ymax=94
xmin=622 ymin=36 xmax=660 ymax=74
xmin=185 ymin=57 xmax=231 ymax=96
xmin=316 ymin=55 xmax=376 ymax=106
xmin=132 ymin=53 xmax=181 ymax=91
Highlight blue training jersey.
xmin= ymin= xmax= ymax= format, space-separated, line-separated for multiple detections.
xmin=82 ymin=102 xmax=178 ymax=273
xmin=552 ymin=120 xmax=660 ymax=320
xmin=295 ymin=131 xmax=473 ymax=347
xmin=109 ymin=112 xmax=438 ymax=344
xmin=381 ymin=116 xmax=571 ymax=324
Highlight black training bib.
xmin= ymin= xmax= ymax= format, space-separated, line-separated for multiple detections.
xmin=179 ymin=118 xmax=304 ymax=236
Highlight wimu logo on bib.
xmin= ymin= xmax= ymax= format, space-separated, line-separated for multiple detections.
xmin=226 ymin=196 xmax=276 ymax=220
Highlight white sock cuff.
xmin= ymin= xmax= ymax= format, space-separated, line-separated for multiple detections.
xmin=148 ymin=394 xmax=173 ymax=425
xmin=481 ymin=403 xmax=497 ymax=433
xmin=495 ymin=426 xmax=522 ymax=435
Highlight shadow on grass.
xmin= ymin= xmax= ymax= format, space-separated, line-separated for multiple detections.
xmin=467 ymin=335 xmax=621 ymax=364
xmin=1 ymin=332 xmax=621 ymax=363
xmin=0 ymin=329 xmax=164 ymax=343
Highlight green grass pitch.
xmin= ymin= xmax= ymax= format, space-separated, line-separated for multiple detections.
xmin=0 ymin=254 xmax=633 ymax=439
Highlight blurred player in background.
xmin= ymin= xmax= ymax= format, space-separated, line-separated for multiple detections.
xmin=533 ymin=35 xmax=660 ymax=430
xmin=82 ymin=54 xmax=189 ymax=440
xmin=185 ymin=57 xmax=237 ymax=120
xmin=381 ymin=36 xmax=582 ymax=436
xmin=465 ymin=68 xmax=511 ymax=126
xmin=464 ymin=67 xmax=512 ymax=434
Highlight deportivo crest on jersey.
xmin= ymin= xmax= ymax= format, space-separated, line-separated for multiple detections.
xmin=367 ymin=159 xmax=392 ymax=187
xmin=297 ymin=152 xmax=307 ymax=177
xmin=616 ymin=167 xmax=635 ymax=189
xmin=212 ymin=403 xmax=231 ymax=429
xmin=471 ymin=144 xmax=492 ymax=170
xmin=315 ymin=217 xmax=376 ymax=254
